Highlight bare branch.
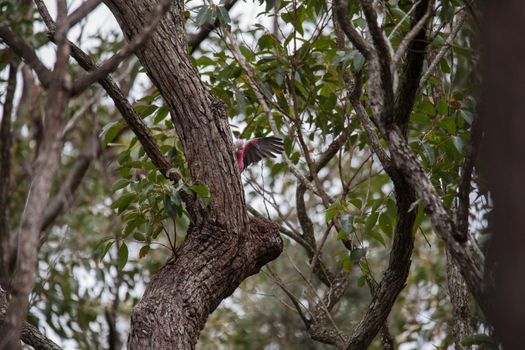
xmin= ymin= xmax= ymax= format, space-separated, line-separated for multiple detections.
xmin=70 ymin=0 xmax=172 ymax=95
xmin=0 ymin=24 xmax=52 ymax=87
xmin=391 ymin=0 xmax=434 ymax=73
xmin=333 ymin=0 xmax=373 ymax=57
xmin=67 ymin=0 xmax=102 ymax=28
xmin=387 ymin=0 xmax=421 ymax=40
xmin=456 ymin=112 xmax=481 ymax=242
xmin=266 ymin=266 xmax=311 ymax=327
xmin=40 ymin=135 xmax=99 ymax=234
xmin=359 ymin=0 xmax=395 ymax=127
xmin=419 ymin=11 xmax=467 ymax=89
xmin=394 ymin=0 xmax=433 ymax=133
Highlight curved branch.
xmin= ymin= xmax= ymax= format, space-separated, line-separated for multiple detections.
xmin=0 ymin=24 xmax=52 ymax=87
xmin=333 ymin=0 xmax=373 ymax=57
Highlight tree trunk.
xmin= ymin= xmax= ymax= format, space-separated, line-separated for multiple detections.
xmin=101 ymin=1 xmax=283 ymax=348
xmin=481 ymin=1 xmax=525 ymax=349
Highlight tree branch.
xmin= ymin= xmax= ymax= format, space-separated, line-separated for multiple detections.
xmin=0 ymin=286 xmax=62 ymax=350
xmin=419 ymin=11 xmax=466 ymax=90
xmin=67 ymin=0 xmax=102 ymax=29
xmin=0 ymin=24 xmax=52 ymax=87
xmin=446 ymin=247 xmax=473 ymax=349
xmin=391 ymin=1 xmax=433 ymax=74
xmin=394 ymin=0 xmax=433 ymax=133
xmin=0 ymin=62 xmax=18 ymax=286
xmin=359 ymin=0 xmax=395 ymax=127
xmin=70 ymin=0 xmax=172 ymax=95
xmin=385 ymin=127 xmax=486 ymax=312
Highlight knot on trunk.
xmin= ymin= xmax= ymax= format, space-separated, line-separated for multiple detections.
xmin=242 ymin=217 xmax=283 ymax=274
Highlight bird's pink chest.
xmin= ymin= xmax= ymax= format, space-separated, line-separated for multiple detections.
xmin=235 ymin=149 xmax=245 ymax=171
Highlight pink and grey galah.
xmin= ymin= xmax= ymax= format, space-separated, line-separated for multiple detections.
xmin=233 ymin=136 xmax=284 ymax=172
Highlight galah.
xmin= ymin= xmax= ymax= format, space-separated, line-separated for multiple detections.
xmin=233 ymin=136 xmax=284 ymax=172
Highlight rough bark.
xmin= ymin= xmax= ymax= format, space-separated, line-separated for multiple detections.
xmin=0 ymin=287 xmax=62 ymax=350
xmin=446 ymin=248 xmax=473 ymax=349
xmin=101 ymin=0 xmax=283 ymax=348
xmin=0 ymin=62 xmax=18 ymax=286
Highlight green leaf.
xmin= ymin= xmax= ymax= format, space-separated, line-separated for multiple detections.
xmin=350 ymin=247 xmax=366 ymax=263
xmin=336 ymin=230 xmax=347 ymax=240
xmin=133 ymin=232 xmax=146 ymax=241
xmin=117 ymin=242 xmax=128 ymax=270
xmin=357 ymin=275 xmax=366 ymax=288
xmin=367 ymin=229 xmax=386 ymax=247
xmin=325 ymin=202 xmax=344 ymax=222
xmin=100 ymin=121 xmax=124 ymax=147
xmin=364 ymin=211 xmax=379 ymax=233
xmin=419 ymin=100 xmax=435 ymax=115
xmin=154 ymin=105 xmax=170 ymax=123
xmin=139 ymin=245 xmax=151 ymax=259
xmin=452 ymin=136 xmax=463 ymax=152
xmin=111 ymin=192 xmax=137 ymax=213
xmin=191 ymin=184 xmax=210 ymax=204
xmin=195 ymin=5 xmax=212 ymax=26
xmin=99 ymin=240 xmax=114 ymax=261
xmin=111 ymin=178 xmax=130 ymax=192
xmin=460 ymin=334 xmax=498 ymax=347
xmin=412 ymin=203 xmax=425 ymax=234
xmin=139 ymin=105 xmax=158 ymax=118
xmin=217 ymin=6 xmax=231 ymax=25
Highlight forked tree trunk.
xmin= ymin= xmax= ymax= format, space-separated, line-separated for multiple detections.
xmin=102 ymin=1 xmax=283 ymax=348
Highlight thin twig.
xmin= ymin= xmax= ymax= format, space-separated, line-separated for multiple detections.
xmin=70 ymin=0 xmax=172 ymax=95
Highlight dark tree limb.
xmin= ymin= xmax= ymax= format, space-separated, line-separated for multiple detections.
xmin=0 ymin=286 xmax=62 ymax=350
xmin=0 ymin=62 xmax=18 ymax=286
xmin=333 ymin=0 xmax=373 ymax=57
xmin=385 ymin=127 xmax=486 ymax=312
xmin=359 ymin=0 xmax=395 ymax=127
xmin=0 ymin=24 xmax=52 ymax=87
xmin=67 ymin=0 xmax=102 ymax=28
xmin=70 ymin=0 xmax=172 ymax=95
xmin=394 ymin=0 xmax=433 ymax=134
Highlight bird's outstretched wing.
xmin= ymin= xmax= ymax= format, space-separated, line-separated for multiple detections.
xmin=243 ymin=136 xmax=284 ymax=169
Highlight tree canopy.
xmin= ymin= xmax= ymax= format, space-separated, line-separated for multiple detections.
xmin=0 ymin=0 xmax=520 ymax=349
